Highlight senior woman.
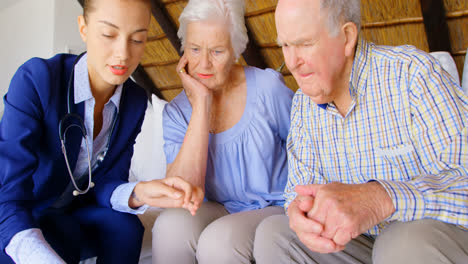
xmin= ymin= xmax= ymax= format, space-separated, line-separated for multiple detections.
xmin=152 ymin=0 xmax=294 ymax=263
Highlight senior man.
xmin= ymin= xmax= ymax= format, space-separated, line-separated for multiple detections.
xmin=253 ymin=0 xmax=468 ymax=263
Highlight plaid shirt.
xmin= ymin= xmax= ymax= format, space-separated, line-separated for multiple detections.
xmin=285 ymin=38 xmax=468 ymax=235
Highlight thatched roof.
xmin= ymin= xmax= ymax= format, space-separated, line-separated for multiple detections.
xmin=138 ymin=0 xmax=467 ymax=101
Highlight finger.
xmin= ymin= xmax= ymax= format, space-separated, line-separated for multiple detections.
xmin=178 ymin=70 xmax=200 ymax=95
xmin=146 ymin=196 xmax=184 ymax=208
xmin=162 ymin=177 xmax=193 ymax=205
xmin=191 ymin=204 xmax=200 ymax=215
xmin=332 ymin=229 xmax=353 ymax=247
xmin=297 ymin=196 xmax=314 ymax=212
xmin=188 ymin=202 xmax=198 ymax=216
xmin=316 ymin=208 xmax=339 ymax=239
xmin=288 ymin=200 xmax=323 ymax=234
xmin=330 ymin=244 xmax=346 ymax=253
xmin=306 ymin=196 xmax=326 ymax=226
xmin=184 ymin=194 xmax=199 ymax=215
xmin=147 ymin=180 xmax=183 ymax=200
xmin=185 ymin=188 xmax=203 ymax=215
xmin=191 ymin=187 xmax=204 ymax=207
xmin=320 ymin=222 xmax=339 ymax=241
xmin=295 ymin=184 xmax=321 ymax=197
xmin=195 ymin=188 xmax=204 ymax=206
xmin=304 ymin=191 xmax=343 ymax=243
xmin=297 ymin=232 xmax=339 ymax=254
xmin=176 ymin=56 xmax=188 ymax=74
xmin=184 ymin=188 xmax=194 ymax=207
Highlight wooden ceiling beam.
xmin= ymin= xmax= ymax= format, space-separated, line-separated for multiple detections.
xmin=150 ymin=0 xmax=182 ymax=56
xmin=446 ymin=10 xmax=468 ymax=19
xmin=162 ymin=0 xmax=186 ymax=4
xmin=132 ymin=65 xmax=166 ymax=100
xmin=148 ymin=33 xmax=167 ymax=42
xmin=242 ymin=22 xmax=268 ymax=69
xmin=419 ymin=0 xmax=452 ymax=52
xmin=245 ymin=6 xmax=276 ymax=18
xmin=361 ymin=17 xmax=423 ymax=29
xmin=141 ymin=59 xmax=179 ymax=68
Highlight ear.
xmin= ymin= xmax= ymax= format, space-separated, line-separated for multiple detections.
xmin=342 ymin=22 xmax=358 ymax=57
xmin=77 ymin=15 xmax=88 ymax=43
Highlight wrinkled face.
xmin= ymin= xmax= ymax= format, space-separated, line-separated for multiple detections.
xmin=79 ymin=0 xmax=150 ymax=90
xmin=276 ymin=0 xmax=346 ymax=104
xmin=184 ymin=20 xmax=236 ymax=91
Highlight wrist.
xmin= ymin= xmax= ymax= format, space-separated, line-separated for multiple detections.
xmin=192 ymin=98 xmax=211 ymax=115
xmin=129 ymin=183 xmax=145 ymax=208
xmin=131 ymin=189 xmax=141 ymax=202
xmin=368 ymin=181 xmax=395 ymax=219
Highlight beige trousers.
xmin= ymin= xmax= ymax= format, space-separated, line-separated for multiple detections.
xmin=253 ymin=215 xmax=468 ymax=264
xmin=152 ymin=201 xmax=284 ymax=264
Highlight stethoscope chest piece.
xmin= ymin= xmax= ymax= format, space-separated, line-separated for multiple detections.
xmin=72 ymin=182 xmax=95 ymax=196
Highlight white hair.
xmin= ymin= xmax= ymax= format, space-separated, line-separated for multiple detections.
xmin=177 ymin=0 xmax=248 ymax=59
xmin=320 ymin=0 xmax=361 ymax=35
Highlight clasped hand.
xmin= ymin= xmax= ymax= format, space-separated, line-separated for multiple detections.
xmin=132 ymin=176 xmax=204 ymax=216
xmin=288 ymin=182 xmax=395 ymax=253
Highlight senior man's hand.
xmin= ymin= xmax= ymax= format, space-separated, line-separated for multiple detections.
xmin=296 ymin=182 xmax=395 ymax=250
xmin=288 ymin=195 xmax=345 ymax=253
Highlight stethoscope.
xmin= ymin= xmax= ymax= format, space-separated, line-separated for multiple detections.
xmin=58 ymin=52 xmax=118 ymax=196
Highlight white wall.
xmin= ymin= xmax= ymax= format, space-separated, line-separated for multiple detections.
xmin=0 ymin=0 xmax=84 ymax=118
xmin=53 ymin=0 xmax=86 ymax=55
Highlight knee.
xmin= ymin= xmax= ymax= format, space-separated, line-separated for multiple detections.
xmin=153 ymin=208 xmax=192 ymax=229
xmin=89 ymin=209 xmax=144 ymax=259
xmin=255 ymin=215 xmax=285 ymax=245
xmin=108 ymin=211 xmax=144 ymax=244
xmin=152 ymin=208 xmax=200 ymax=256
xmin=152 ymin=208 xmax=204 ymax=263
xmin=373 ymin=219 xmax=454 ymax=264
xmin=253 ymin=215 xmax=289 ymax=261
xmin=197 ymin=221 xmax=239 ymax=263
xmin=152 ymin=208 xmax=194 ymax=241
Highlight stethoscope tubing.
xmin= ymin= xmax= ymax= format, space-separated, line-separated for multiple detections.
xmin=58 ymin=52 xmax=116 ymax=196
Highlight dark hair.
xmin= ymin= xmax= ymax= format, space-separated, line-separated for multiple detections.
xmin=83 ymin=0 xmax=151 ymax=22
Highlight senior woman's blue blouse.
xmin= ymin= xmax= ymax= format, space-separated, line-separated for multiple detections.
xmin=163 ymin=67 xmax=294 ymax=213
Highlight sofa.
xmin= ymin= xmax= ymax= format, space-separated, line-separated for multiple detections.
xmin=430 ymin=51 xmax=467 ymax=95
xmin=80 ymin=94 xmax=167 ymax=264
xmin=129 ymin=94 xmax=168 ymax=264
xmin=463 ymin=48 xmax=468 ymax=94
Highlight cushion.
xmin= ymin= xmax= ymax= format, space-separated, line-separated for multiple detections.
xmin=430 ymin=51 xmax=460 ymax=86
xmin=462 ymin=49 xmax=468 ymax=95
xmin=129 ymin=95 xmax=167 ymax=182
xmin=127 ymin=94 xmax=168 ymax=264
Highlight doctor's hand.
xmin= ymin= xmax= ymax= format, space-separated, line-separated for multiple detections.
xmin=130 ymin=176 xmax=204 ymax=215
xmin=296 ymin=182 xmax=395 ymax=251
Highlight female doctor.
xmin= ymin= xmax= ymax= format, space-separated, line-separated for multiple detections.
xmin=0 ymin=0 xmax=203 ymax=263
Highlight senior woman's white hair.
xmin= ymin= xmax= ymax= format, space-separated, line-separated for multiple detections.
xmin=321 ymin=0 xmax=361 ymax=35
xmin=177 ymin=0 xmax=248 ymax=59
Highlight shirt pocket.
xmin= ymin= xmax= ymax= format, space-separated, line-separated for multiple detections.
xmin=375 ymin=142 xmax=423 ymax=180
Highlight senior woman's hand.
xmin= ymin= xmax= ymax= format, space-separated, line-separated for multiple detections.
xmin=177 ymin=55 xmax=213 ymax=108
xmin=130 ymin=176 xmax=204 ymax=215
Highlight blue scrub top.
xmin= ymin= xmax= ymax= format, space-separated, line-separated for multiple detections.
xmin=163 ymin=67 xmax=294 ymax=213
